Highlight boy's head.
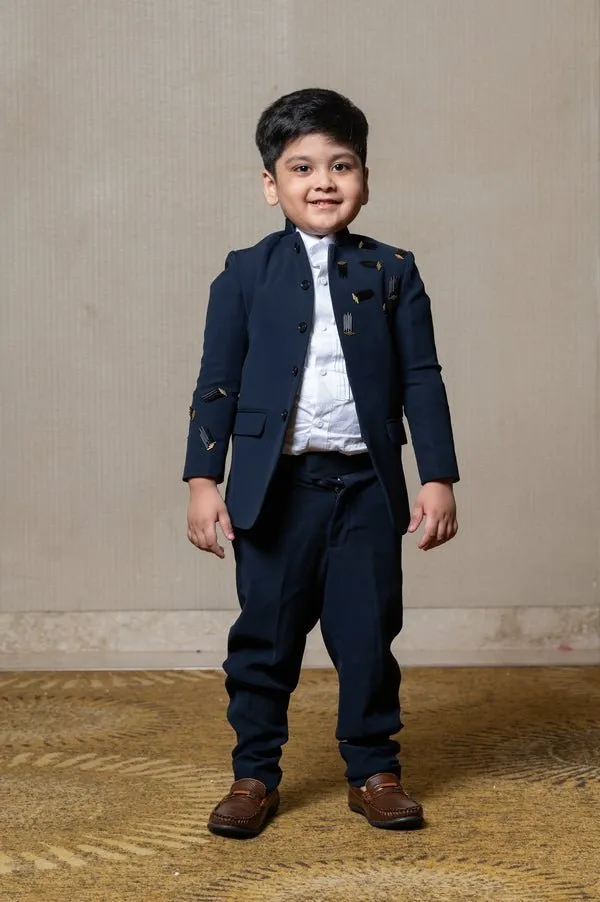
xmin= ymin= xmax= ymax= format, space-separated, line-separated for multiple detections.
xmin=256 ymin=88 xmax=369 ymax=237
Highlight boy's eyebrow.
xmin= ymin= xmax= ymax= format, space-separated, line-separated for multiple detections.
xmin=284 ymin=152 xmax=358 ymax=165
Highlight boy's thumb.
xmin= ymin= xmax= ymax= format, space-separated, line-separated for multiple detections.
xmin=407 ymin=505 xmax=423 ymax=533
xmin=218 ymin=509 xmax=235 ymax=541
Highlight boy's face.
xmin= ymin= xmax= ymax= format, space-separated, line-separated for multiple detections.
xmin=262 ymin=132 xmax=369 ymax=236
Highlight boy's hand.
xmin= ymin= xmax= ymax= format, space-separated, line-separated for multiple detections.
xmin=187 ymin=478 xmax=235 ymax=559
xmin=407 ymin=481 xmax=458 ymax=551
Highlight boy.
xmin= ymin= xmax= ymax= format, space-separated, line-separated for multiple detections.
xmin=184 ymin=88 xmax=459 ymax=838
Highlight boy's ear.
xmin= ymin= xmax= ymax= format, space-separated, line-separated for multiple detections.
xmin=362 ymin=166 xmax=370 ymax=206
xmin=262 ymin=169 xmax=279 ymax=207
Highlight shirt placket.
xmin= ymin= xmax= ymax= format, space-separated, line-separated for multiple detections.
xmin=312 ymin=248 xmax=334 ymax=446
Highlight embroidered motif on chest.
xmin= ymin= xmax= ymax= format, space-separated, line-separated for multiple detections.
xmin=352 ymin=289 xmax=374 ymax=305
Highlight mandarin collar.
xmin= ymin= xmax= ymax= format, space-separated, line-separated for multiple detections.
xmin=284 ymin=216 xmax=352 ymax=246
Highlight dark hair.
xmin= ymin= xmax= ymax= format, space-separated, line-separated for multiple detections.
xmin=256 ymin=88 xmax=368 ymax=174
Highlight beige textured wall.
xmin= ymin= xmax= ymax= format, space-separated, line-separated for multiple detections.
xmin=1 ymin=3 xmax=598 ymax=642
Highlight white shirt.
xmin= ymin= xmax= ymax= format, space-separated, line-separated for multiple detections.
xmin=283 ymin=229 xmax=367 ymax=455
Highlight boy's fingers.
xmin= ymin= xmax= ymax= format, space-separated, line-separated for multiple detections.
xmin=440 ymin=517 xmax=458 ymax=543
xmin=418 ymin=515 xmax=440 ymax=549
xmin=187 ymin=518 xmax=226 ymax=557
xmin=418 ymin=514 xmax=457 ymax=549
xmin=194 ymin=524 xmax=220 ymax=556
xmin=202 ymin=528 xmax=225 ymax=558
xmin=187 ymin=526 xmax=201 ymax=548
xmin=437 ymin=517 xmax=449 ymax=542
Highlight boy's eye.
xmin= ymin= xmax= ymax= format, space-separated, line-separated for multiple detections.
xmin=332 ymin=162 xmax=351 ymax=171
xmin=294 ymin=165 xmax=311 ymax=173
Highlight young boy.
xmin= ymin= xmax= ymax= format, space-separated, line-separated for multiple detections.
xmin=184 ymin=88 xmax=459 ymax=838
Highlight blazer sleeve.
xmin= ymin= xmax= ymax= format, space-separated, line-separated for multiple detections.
xmin=183 ymin=251 xmax=248 ymax=483
xmin=394 ymin=252 xmax=460 ymax=484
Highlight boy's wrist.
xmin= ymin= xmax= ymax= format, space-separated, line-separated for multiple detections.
xmin=188 ymin=477 xmax=218 ymax=493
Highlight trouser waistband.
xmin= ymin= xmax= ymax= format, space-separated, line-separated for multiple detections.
xmin=280 ymin=451 xmax=372 ymax=479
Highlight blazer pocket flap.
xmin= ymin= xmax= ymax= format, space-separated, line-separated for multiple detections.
xmin=385 ymin=418 xmax=408 ymax=446
xmin=233 ymin=409 xmax=267 ymax=437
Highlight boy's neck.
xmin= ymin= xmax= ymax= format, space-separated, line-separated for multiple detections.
xmin=284 ymin=217 xmax=353 ymax=246
xmin=284 ymin=217 xmax=332 ymax=238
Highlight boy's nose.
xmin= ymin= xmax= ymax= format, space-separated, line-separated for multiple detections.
xmin=315 ymin=169 xmax=336 ymax=189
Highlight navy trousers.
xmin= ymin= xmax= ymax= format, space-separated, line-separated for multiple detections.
xmin=223 ymin=451 xmax=404 ymax=792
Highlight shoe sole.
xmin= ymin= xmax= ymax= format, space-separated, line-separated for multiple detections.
xmin=208 ymin=801 xmax=279 ymax=839
xmin=349 ymin=802 xmax=424 ymax=830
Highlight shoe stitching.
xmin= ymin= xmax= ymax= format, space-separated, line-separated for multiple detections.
xmin=356 ymin=801 xmax=422 ymax=818
xmin=369 ymin=805 xmax=422 ymax=817
xmin=222 ymin=791 xmax=272 ymax=805
xmin=351 ymin=787 xmax=422 ymax=818
xmin=210 ymin=812 xmax=263 ymax=825
xmin=211 ymin=795 xmax=278 ymax=825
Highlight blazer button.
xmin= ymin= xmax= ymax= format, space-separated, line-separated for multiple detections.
xmin=300 ymin=279 xmax=310 ymax=290
xmin=281 ymin=409 xmax=288 ymax=421
xmin=292 ymin=366 xmax=299 ymax=376
xmin=298 ymin=322 xmax=308 ymax=333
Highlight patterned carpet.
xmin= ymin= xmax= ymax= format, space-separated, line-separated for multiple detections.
xmin=0 ymin=667 xmax=598 ymax=901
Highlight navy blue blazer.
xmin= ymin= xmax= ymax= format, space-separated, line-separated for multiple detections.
xmin=183 ymin=220 xmax=459 ymax=533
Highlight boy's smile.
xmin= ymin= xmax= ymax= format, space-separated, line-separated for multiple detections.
xmin=262 ymin=132 xmax=369 ymax=236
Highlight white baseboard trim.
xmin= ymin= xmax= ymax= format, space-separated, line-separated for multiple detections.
xmin=0 ymin=607 xmax=597 ymax=670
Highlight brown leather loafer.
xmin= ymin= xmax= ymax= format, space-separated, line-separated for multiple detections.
xmin=348 ymin=772 xmax=424 ymax=830
xmin=207 ymin=778 xmax=279 ymax=839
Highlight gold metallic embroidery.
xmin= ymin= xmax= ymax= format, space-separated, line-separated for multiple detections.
xmin=200 ymin=387 xmax=228 ymax=403
xmin=352 ymin=289 xmax=375 ymax=304
xmin=199 ymin=425 xmax=216 ymax=451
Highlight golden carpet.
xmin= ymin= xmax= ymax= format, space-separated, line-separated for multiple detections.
xmin=0 ymin=667 xmax=598 ymax=901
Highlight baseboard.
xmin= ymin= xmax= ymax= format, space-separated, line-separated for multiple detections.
xmin=0 ymin=607 xmax=597 ymax=669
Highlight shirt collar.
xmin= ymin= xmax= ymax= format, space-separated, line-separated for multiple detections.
xmin=296 ymin=228 xmax=335 ymax=255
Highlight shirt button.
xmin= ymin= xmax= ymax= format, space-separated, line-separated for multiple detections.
xmin=292 ymin=366 xmax=299 ymax=376
xmin=300 ymin=279 xmax=310 ymax=290
xmin=320 ymin=276 xmax=328 ymax=285
xmin=320 ymin=325 xmax=327 ymax=331
xmin=298 ymin=322 xmax=308 ymax=333
xmin=281 ymin=410 xmax=288 ymax=421
xmin=317 ymin=420 xmax=325 ymax=428
xmin=320 ymin=369 xmax=327 ymax=376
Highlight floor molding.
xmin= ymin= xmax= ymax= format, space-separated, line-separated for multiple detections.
xmin=0 ymin=607 xmax=597 ymax=670
xmin=1 ymin=648 xmax=599 ymax=670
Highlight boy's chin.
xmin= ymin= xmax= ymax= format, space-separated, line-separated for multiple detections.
xmin=288 ymin=207 xmax=359 ymax=235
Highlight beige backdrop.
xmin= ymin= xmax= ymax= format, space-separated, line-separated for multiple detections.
xmin=1 ymin=0 xmax=598 ymax=666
